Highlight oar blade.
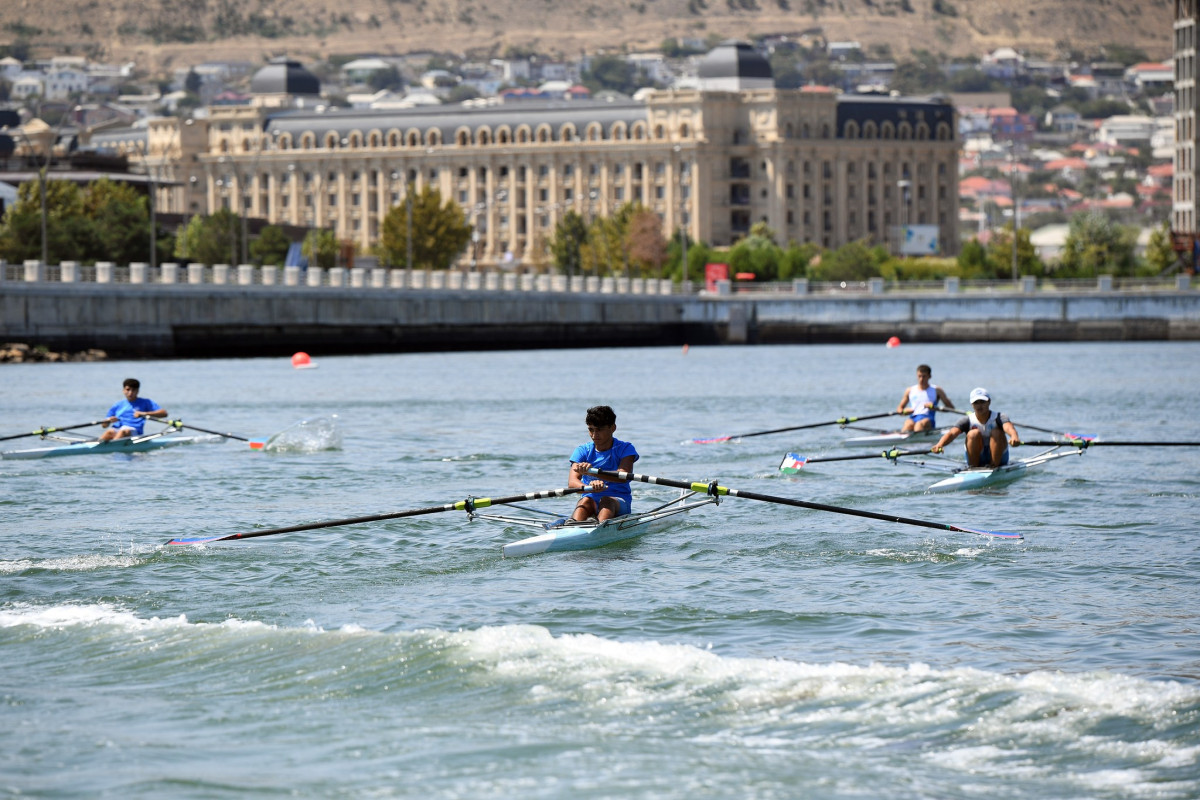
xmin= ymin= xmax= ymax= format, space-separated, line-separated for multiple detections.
xmin=950 ymin=524 xmax=1024 ymax=540
xmin=690 ymin=434 xmax=734 ymax=445
xmin=779 ymin=453 xmax=807 ymax=474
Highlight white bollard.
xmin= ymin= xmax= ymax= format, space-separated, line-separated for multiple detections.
xmin=284 ymin=266 xmax=301 ymax=286
xmin=328 ymin=267 xmax=345 ymax=287
xmin=96 ymin=261 xmax=114 ymax=283
xmin=370 ymin=268 xmax=387 ymax=288
xmin=307 ymin=267 xmax=324 ymax=287
xmin=129 ymin=262 xmax=147 ymax=284
xmin=389 ymin=270 xmax=406 ymax=289
xmin=60 ymin=261 xmax=78 ymax=283
xmin=238 ymin=264 xmax=254 ymax=285
xmin=213 ymin=264 xmax=229 ymax=285
xmin=24 ymin=259 xmax=44 ymax=282
xmin=160 ymin=262 xmax=179 ymax=284
xmin=350 ymin=267 xmax=366 ymax=288
xmin=187 ymin=263 xmax=205 ymax=284
xmin=261 ymin=265 xmax=278 ymax=286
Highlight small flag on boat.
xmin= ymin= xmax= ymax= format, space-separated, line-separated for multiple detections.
xmin=779 ymin=453 xmax=807 ymax=474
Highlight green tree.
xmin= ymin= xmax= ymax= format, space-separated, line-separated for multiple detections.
xmin=1144 ymin=220 xmax=1179 ymax=274
xmin=82 ymin=177 xmax=150 ymax=265
xmin=582 ymin=55 xmax=639 ymax=95
xmin=727 ymin=222 xmax=783 ymax=280
xmin=302 ymin=229 xmax=339 ymax=269
xmin=175 ymin=208 xmax=242 ymax=265
xmin=1058 ymin=212 xmax=1138 ymax=276
xmin=378 ymin=185 xmax=471 ymax=270
xmin=779 ymin=242 xmax=818 ymax=280
xmin=808 ymin=240 xmax=881 ymax=282
xmin=550 ymin=210 xmax=588 ymax=275
xmin=956 ymin=237 xmax=989 ymax=278
xmin=250 ymin=224 xmax=292 ymax=266
xmin=0 ymin=179 xmax=91 ymax=263
xmin=986 ymin=225 xmax=1043 ymax=278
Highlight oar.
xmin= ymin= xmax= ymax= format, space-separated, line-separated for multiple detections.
xmin=691 ymin=410 xmax=911 ymax=444
xmin=1018 ymin=439 xmax=1200 ymax=448
xmin=0 ymin=419 xmax=109 ymax=442
xmin=1011 ymin=421 xmax=1096 ymax=440
xmin=779 ymin=447 xmax=934 ymax=472
xmin=152 ymin=418 xmax=264 ymax=448
xmin=165 ymin=487 xmax=586 ymax=546
xmin=588 ymin=468 xmax=1021 ymax=540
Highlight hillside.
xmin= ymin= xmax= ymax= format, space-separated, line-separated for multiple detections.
xmin=0 ymin=0 xmax=1176 ymax=76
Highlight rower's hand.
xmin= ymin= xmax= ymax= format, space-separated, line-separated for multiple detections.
xmin=587 ymin=480 xmax=607 ymax=491
xmin=931 ymin=445 xmax=944 ymax=454
xmin=1009 ymin=437 xmax=1021 ymax=447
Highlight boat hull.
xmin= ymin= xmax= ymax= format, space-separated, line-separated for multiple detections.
xmin=1 ymin=435 xmax=217 ymax=460
xmin=502 ymin=513 xmax=679 ymax=557
xmin=924 ymin=462 xmax=1030 ymax=493
xmin=843 ymin=429 xmax=943 ymax=448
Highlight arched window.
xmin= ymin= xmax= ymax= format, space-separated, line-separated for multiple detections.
xmin=898 ymin=122 xmax=912 ymax=140
xmin=611 ymin=122 xmax=626 ymax=140
xmin=477 ymin=128 xmax=491 ymax=146
xmin=785 ymin=122 xmax=794 ymax=138
xmin=516 ymin=125 xmax=531 ymax=143
xmin=301 ymin=133 xmax=316 ymax=150
xmin=654 ymin=124 xmax=665 ymax=139
xmin=324 ymin=132 xmax=339 ymax=149
xmin=347 ymin=132 xmax=362 ymax=148
xmin=881 ymin=122 xmax=895 ymax=140
xmin=586 ymin=122 xmax=603 ymax=141
xmin=915 ymin=122 xmax=930 ymax=140
xmin=844 ymin=121 xmax=859 ymax=139
xmin=680 ymin=123 xmax=690 ymax=139
xmin=863 ymin=121 xmax=877 ymax=139
xmin=407 ymin=130 xmax=420 ymax=147
xmin=368 ymin=132 xmax=381 ymax=147
xmin=821 ymin=123 xmax=830 ymax=139
xmin=387 ymin=130 xmax=401 ymax=148
xmin=631 ymin=122 xmax=646 ymax=140
xmin=497 ymin=126 xmax=511 ymax=144
xmin=936 ymin=122 xmax=952 ymax=141
xmin=560 ymin=123 xmax=576 ymax=141
xmin=801 ymin=123 xmax=810 ymax=139
xmin=277 ymin=133 xmax=293 ymax=150
xmin=536 ymin=124 xmax=552 ymax=143
xmin=456 ymin=128 xmax=470 ymax=146
xmin=427 ymin=130 xmax=441 ymax=146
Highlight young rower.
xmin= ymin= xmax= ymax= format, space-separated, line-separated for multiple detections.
xmin=568 ymin=405 xmax=639 ymax=522
xmin=897 ymin=364 xmax=955 ymax=432
xmin=98 ymin=378 xmax=168 ymax=441
xmin=931 ymin=387 xmax=1020 ymax=468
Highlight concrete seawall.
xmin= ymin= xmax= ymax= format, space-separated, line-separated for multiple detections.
xmin=3 ymin=283 xmax=1199 ymax=358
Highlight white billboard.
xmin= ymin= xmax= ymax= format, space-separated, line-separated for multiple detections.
xmin=901 ymin=224 xmax=940 ymax=256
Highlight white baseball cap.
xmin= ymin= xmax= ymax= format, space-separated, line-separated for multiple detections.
xmin=969 ymin=387 xmax=991 ymax=404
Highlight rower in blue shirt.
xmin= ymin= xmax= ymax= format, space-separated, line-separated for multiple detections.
xmin=98 ymin=378 xmax=168 ymax=441
xmin=568 ymin=405 xmax=639 ymax=522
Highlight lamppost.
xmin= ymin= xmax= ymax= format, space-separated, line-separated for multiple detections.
xmin=674 ymin=144 xmax=689 ymax=288
xmin=1008 ymin=150 xmax=1020 ymax=283
xmin=133 ymin=139 xmax=158 ymax=270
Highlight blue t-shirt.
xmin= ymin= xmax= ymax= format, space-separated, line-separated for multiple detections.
xmin=570 ymin=438 xmax=639 ymax=505
xmin=106 ymin=397 xmax=161 ymax=435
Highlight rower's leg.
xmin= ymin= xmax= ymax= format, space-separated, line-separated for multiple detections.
xmin=596 ymin=497 xmax=622 ymax=522
xmin=573 ymin=498 xmax=598 ymax=521
xmin=988 ymin=428 xmax=1007 ymax=467
xmin=911 ymin=417 xmax=932 ymax=431
xmin=964 ymin=428 xmax=984 ymax=467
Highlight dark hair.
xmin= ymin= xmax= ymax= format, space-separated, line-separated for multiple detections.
xmin=123 ymin=378 xmax=140 ymax=390
xmin=585 ymin=405 xmax=616 ymax=427
xmin=917 ymin=364 xmax=931 ymax=375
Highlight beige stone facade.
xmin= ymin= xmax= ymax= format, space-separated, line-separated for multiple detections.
xmin=141 ymin=86 xmax=959 ymax=269
xmin=1175 ymin=0 xmax=1197 ymax=245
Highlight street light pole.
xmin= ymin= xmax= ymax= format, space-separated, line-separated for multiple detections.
xmin=1009 ymin=151 xmax=1019 ymax=283
xmin=674 ymin=144 xmax=689 ymax=289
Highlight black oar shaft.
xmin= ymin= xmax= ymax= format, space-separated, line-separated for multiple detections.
xmin=0 ymin=419 xmax=108 ymax=442
xmin=154 ymin=418 xmax=249 ymax=442
xmin=589 ymin=468 xmax=1015 ymax=539
xmin=169 ymin=487 xmax=585 ymax=544
xmin=801 ymin=447 xmax=933 ymax=464
xmin=697 ymin=410 xmax=907 ymax=443
xmin=1020 ymin=440 xmax=1200 ymax=447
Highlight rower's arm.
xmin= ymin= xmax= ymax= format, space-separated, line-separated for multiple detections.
xmin=896 ymin=389 xmax=911 ymax=414
xmin=1003 ymin=419 xmax=1020 ymax=446
xmin=931 ymin=428 xmax=960 ymax=453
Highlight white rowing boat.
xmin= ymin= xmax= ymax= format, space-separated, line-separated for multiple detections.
xmin=1 ymin=432 xmax=222 ymax=460
xmin=922 ymin=447 xmax=1085 ymax=493
xmin=842 ymin=428 xmax=945 ymax=448
xmin=467 ymin=490 xmax=720 ymax=557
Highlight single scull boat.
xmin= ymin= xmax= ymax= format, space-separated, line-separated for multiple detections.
xmin=1 ymin=431 xmax=222 ymax=460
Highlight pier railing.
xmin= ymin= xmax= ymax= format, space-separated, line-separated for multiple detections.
xmin=0 ymin=260 xmax=1192 ymax=295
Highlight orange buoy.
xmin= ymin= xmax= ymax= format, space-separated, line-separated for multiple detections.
xmin=886 ymin=336 xmax=901 ymax=348
xmin=291 ymin=351 xmax=316 ymax=369
xmin=682 ymin=344 xmax=689 ymax=355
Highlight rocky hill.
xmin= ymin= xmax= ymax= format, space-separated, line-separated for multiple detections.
xmin=1 ymin=0 xmax=1175 ymax=75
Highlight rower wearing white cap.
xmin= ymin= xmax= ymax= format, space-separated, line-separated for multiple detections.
xmin=931 ymin=388 xmax=1021 ymax=468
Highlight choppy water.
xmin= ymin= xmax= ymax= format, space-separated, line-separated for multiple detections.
xmin=2 ymin=343 xmax=1198 ymax=798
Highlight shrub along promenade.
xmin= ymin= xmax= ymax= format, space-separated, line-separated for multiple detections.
xmin=2 ymin=260 xmax=1197 ymax=358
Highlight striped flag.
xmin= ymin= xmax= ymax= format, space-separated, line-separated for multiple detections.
xmin=778 ymin=453 xmax=807 ymax=474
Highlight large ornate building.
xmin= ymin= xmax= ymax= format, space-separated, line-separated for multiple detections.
xmin=100 ymin=43 xmax=960 ymax=268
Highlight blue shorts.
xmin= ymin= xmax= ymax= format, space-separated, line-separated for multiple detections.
xmin=581 ymin=493 xmax=631 ymax=516
xmin=971 ymin=444 xmax=1010 ymax=466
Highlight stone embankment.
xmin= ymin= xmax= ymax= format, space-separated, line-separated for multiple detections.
xmin=1 ymin=343 xmax=107 ymax=363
